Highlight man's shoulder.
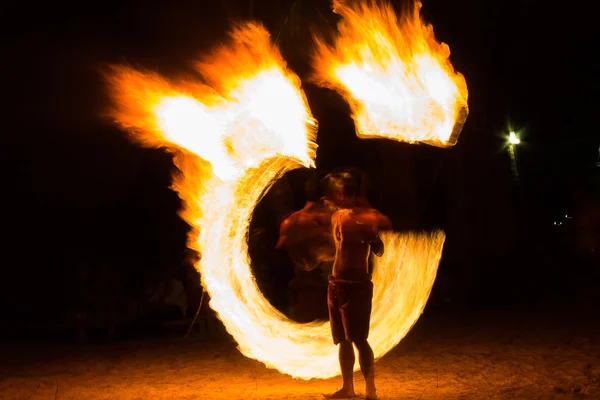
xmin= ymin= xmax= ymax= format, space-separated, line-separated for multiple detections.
xmin=353 ymin=208 xmax=390 ymax=226
xmin=350 ymin=207 xmax=376 ymax=218
xmin=357 ymin=207 xmax=386 ymax=217
xmin=282 ymin=209 xmax=319 ymax=227
xmin=284 ymin=209 xmax=306 ymax=221
xmin=280 ymin=213 xmax=300 ymax=231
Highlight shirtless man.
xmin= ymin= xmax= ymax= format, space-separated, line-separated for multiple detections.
xmin=326 ymin=171 xmax=392 ymax=400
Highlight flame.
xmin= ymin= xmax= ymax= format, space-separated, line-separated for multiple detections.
xmin=312 ymin=0 xmax=469 ymax=146
xmin=106 ymin=21 xmax=446 ymax=379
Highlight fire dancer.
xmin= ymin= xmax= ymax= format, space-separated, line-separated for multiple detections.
xmin=325 ymin=170 xmax=392 ymax=400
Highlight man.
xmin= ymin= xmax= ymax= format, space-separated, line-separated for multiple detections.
xmin=326 ymin=170 xmax=392 ymax=400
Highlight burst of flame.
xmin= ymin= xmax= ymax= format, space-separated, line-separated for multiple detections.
xmin=106 ymin=21 xmax=446 ymax=379
xmin=312 ymin=0 xmax=469 ymax=147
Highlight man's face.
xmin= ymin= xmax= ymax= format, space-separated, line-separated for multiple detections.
xmin=330 ymin=187 xmax=345 ymax=206
xmin=330 ymin=188 xmax=357 ymax=209
xmin=340 ymin=187 xmax=356 ymax=208
xmin=340 ymin=190 xmax=357 ymax=208
xmin=324 ymin=175 xmax=359 ymax=208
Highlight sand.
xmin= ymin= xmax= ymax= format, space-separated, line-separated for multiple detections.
xmin=1 ymin=310 xmax=599 ymax=400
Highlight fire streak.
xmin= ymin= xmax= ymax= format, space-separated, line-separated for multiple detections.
xmin=312 ymin=0 xmax=469 ymax=146
xmin=107 ymin=17 xmax=451 ymax=379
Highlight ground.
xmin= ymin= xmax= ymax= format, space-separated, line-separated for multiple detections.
xmin=1 ymin=310 xmax=599 ymax=400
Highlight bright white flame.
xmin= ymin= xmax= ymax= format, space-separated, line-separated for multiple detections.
xmin=156 ymin=96 xmax=241 ymax=181
xmin=508 ymin=131 xmax=521 ymax=145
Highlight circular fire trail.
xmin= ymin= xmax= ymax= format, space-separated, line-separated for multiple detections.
xmin=105 ymin=1 xmax=466 ymax=380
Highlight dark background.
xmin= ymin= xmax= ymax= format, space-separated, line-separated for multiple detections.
xmin=2 ymin=0 xmax=599 ymax=331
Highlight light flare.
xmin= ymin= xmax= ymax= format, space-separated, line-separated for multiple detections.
xmin=107 ymin=20 xmax=446 ymax=379
xmin=312 ymin=0 xmax=469 ymax=146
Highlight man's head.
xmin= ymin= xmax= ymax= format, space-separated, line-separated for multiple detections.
xmin=322 ymin=167 xmax=367 ymax=208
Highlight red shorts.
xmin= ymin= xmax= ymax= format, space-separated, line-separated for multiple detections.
xmin=327 ymin=275 xmax=373 ymax=345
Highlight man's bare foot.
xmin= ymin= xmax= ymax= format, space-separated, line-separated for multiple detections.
xmin=365 ymin=386 xmax=378 ymax=400
xmin=325 ymin=388 xmax=356 ymax=398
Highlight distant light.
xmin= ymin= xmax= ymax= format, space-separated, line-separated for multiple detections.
xmin=508 ymin=132 xmax=520 ymax=145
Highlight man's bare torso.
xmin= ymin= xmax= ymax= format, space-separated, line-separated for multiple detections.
xmin=332 ymin=208 xmax=392 ymax=281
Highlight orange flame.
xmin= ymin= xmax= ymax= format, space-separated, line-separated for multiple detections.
xmin=312 ymin=0 xmax=469 ymax=146
xmin=106 ymin=20 xmax=446 ymax=380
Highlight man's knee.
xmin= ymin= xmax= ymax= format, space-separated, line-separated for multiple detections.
xmin=353 ymin=339 xmax=371 ymax=352
xmin=339 ymin=339 xmax=353 ymax=349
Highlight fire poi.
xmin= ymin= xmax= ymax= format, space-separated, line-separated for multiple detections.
xmin=105 ymin=1 xmax=467 ymax=380
xmin=312 ymin=0 xmax=468 ymax=146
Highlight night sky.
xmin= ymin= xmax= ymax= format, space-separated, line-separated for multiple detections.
xmin=2 ymin=0 xmax=598 ymax=318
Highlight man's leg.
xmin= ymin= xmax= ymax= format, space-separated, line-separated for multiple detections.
xmin=339 ymin=339 xmax=356 ymax=394
xmin=327 ymin=339 xmax=356 ymax=398
xmin=354 ymin=340 xmax=377 ymax=400
xmin=327 ymin=280 xmax=356 ymax=398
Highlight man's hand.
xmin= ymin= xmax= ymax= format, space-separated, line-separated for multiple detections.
xmin=370 ymin=236 xmax=384 ymax=257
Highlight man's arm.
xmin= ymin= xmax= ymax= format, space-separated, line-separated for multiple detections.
xmin=370 ymin=236 xmax=385 ymax=257
xmin=276 ymin=215 xmax=296 ymax=249
xmin=377 ymin=214 xmax=393 ymax=232
xmin=370 ymin=211 xmax=392 ymax=257
xmin=276 ymin=212 xmax=328 ymax=250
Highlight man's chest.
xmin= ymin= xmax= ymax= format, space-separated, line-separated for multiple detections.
xmin=335 ymin=212 xmax=373 ymax=236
